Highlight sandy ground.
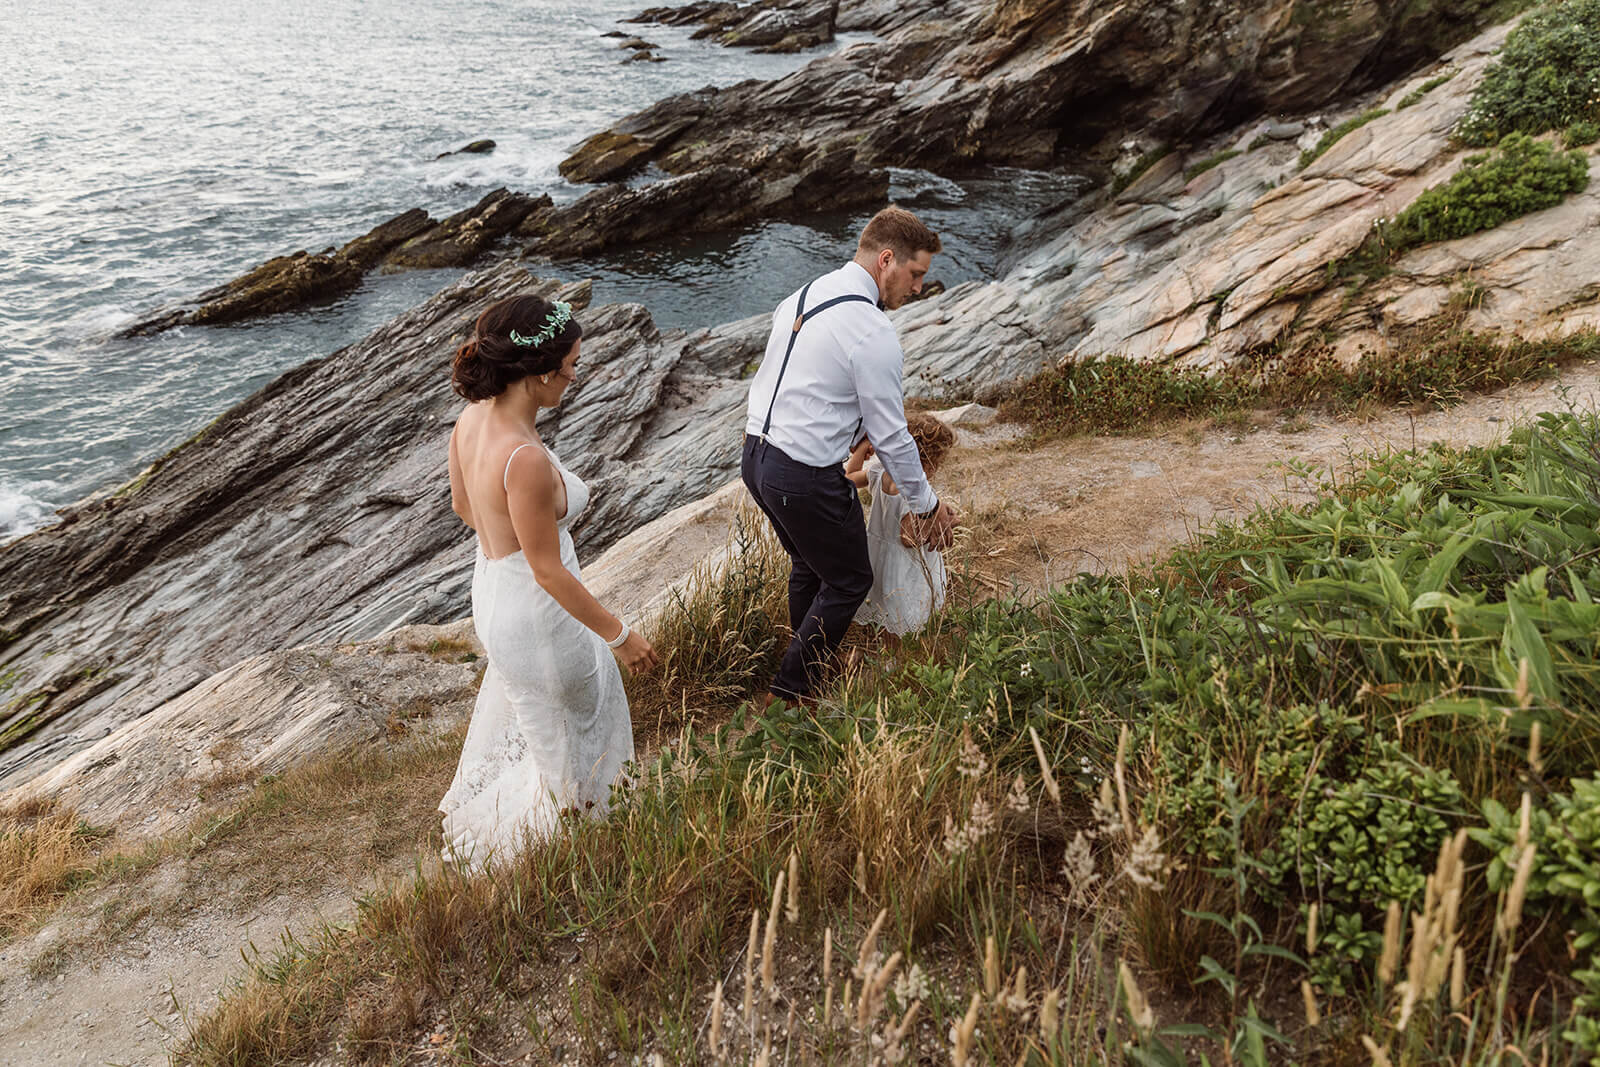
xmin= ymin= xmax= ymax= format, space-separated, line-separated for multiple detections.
xmin=3 ymin=364 xmax=1598 ymax=1066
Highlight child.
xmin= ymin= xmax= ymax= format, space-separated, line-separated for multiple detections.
xmin=845 ymin=412 xmax=957 ymax=636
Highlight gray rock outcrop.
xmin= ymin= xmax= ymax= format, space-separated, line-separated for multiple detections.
xmin=629 ymin=0 xmax=841 ymax=51
xmin=115 ymin=191 xmax=551 ymax=337
xmin=435 ymin=139 xmax=497 ymax=159
xmin=521 ymin=155 xmax=888 ymax=258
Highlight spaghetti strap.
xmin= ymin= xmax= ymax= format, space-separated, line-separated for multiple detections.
xmin=503 ymin=442 xmax=539 ymax=492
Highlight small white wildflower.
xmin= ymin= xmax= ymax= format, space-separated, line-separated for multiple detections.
xmin=1062 ymin=830 xmax=1099 ymax=903
xmin=1078 ymin=755 xmax=1092 ymax=776
xmin=957 ymin=729 xmax=988 ymax=778
xmin=1006 ymin=774 xmax=1030 ymax=813
xmin=893 ymin=963 xmax=931 ymax=1003
xmin=1019 ymin=661 xmax=1033 ymax=677
xmin=1124 ymin=825 xmax=1169 ymax=891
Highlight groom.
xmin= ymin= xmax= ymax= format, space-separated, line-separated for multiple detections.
xmin=741 ymin=205 xmax=959 ymax=705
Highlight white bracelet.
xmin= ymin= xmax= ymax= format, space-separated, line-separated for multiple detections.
xmin=606 ymin=621 xmax=630 ymax=649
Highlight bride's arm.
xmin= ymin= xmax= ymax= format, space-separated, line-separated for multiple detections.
xmin=448 ymin=425 xmax=473 ymax=529
xmin=505 ymin=447 xmax=659 ymax=672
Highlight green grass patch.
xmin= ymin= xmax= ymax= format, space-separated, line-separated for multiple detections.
xmin=1184 ymin=148 xmax=1243 ymax=181
xmin=1389 ymin=132 xmax=1589 ymax=246
xmin=173 ymin=412 xmax=1600 ymax=1065
xmin=1397 ymin=70 xmax=1456 ymax=110
xmin=998 ymin=321 xmax=1600 ymax=440
xmin=1111 ymin=146 xmax=1171 ymax=196
xmin=1300 ymin=108 xmax=1389 ymax=168
xmin=1568 ymin=120 xmax=1600 ymax=148
xmin=1327 ymin=132 xmax=1590 ymax=285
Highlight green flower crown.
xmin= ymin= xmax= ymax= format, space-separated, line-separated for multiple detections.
xmin=509 ymin=301 xmax=573 ymax=349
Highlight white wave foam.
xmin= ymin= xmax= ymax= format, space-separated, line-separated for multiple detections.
xmin=68 ymin=301 xmax=138 ymax=336
xmin=888 ymin=168 xmax=968 ymax=204
xmin=417 ymin=137 xmax=569 ymax=195
xmin=0 ymin=481 xmax=58 ymax=542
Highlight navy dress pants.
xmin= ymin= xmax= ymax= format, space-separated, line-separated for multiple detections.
xmin=741 ymin=435 xmax=872 ymax=700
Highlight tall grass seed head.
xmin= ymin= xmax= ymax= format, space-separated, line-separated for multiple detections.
xmin=1124 ymin=825 xmax=1169 ymax=891
xmin=1006 ymin=774 xmax=1030 ymax=813
xmin=1062 ymin=830 xmax=1099 ymax=902
xmin=958 ymin=728 xmax=988 ymax=778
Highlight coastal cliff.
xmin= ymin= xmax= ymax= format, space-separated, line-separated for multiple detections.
xmin=5 ymin=2 xmax=1595 ymax=802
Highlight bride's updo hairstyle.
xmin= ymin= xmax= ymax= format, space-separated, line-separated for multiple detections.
xmin=451 ymin=294 xmax=584 ymax=402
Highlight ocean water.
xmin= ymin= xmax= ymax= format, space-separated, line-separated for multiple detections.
xmin=0 ymin=0 xmax=1083 ymax=539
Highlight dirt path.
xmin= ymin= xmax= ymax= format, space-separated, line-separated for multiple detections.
xmin=1 ymin=884 xmax=358 ymax=1067
xmin=941 ymin=369 xmax=1600 ymax=591
xmin=4 ymin=366 xmax=1597 ymax=1066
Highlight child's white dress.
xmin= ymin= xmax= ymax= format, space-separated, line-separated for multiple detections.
xmin=855 ymin=458 xmax=947 ymax=635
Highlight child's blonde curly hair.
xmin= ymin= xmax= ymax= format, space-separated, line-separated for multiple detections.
xmin=906 ymin=412 xmax=956 ymax=474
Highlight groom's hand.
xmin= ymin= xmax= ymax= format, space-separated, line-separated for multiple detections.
xmin=900 ymin=500 xmax=959 ymax=550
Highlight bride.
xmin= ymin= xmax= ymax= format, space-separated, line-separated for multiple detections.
xmin=439 ymin=294 xmax=658 ymax=868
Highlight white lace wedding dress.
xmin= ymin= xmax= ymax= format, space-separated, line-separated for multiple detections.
xmin=439 ymin=444 xmax=634 ymax=868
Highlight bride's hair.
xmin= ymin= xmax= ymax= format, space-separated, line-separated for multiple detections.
xmin=452 ymin=294 xmax=584 ymax=402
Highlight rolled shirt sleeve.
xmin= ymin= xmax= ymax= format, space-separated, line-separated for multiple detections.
xmin=849 ymin=326 xmax=938 ymax=515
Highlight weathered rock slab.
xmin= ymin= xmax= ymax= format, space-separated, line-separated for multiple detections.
xmin=0 ymin=622 xmax=481 ymax=840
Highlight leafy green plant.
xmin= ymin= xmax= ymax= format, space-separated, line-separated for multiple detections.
xmin=1569 ymin=120 xmax=1600 ymax=147
xmin=1457 ymin=0 xmax=1600 ymax=146
xmin=1291 ymin=752 xmax=1466 ymax=993
xmin=1473 ymin=780 xmax=1600 ymax=1057
xmin=1300 ymin=109 xmax=1390 ymax=168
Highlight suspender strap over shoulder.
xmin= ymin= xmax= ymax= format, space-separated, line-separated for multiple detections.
xmin=760 ymin=281 xmax=876 ymax=437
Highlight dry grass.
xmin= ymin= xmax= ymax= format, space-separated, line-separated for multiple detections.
xmin=624 ymin=505 xmax=791 ymax=740
xmin=0 ymin=796 xmax=102 ymax=939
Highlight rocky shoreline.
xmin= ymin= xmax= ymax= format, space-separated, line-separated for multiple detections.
xmin=8 ymin=1 xmax=1600 ymax=802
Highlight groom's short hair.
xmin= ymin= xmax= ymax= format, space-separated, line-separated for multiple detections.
xmin=858 ymin=206 xmax=942 ymax=262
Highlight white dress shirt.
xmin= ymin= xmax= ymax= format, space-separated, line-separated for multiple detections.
xmin=745 ymin=261 xmax=938 ymax=515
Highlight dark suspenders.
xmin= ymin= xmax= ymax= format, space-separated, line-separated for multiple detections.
xmin=759 ymin=281 xmax=876 ymax=436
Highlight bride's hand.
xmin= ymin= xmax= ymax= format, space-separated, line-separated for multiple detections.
xmin=616 ymin=629 xmax=660 ymax=673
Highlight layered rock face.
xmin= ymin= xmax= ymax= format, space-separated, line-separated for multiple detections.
xmin=953 ymin=21 xmax=1600 ymax=376
xmin=628 ymin=0 xmax=842 ymax=51
xmin=561 ymin=0 xmax=1510 ymax=188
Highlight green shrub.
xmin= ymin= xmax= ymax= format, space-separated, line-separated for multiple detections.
xmin=1300 ymin=108 xmax=1390 ymax=168
xmin=1569 ymin=120 xmax=1600 ymax=147
xmin=1385 ymin=132 xmax=1590 ymax=248
xmin=1457 ymin=0 xmax=1600 ymax=146
xmin=1185 ymin=148 xmax=1243 ymax=181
